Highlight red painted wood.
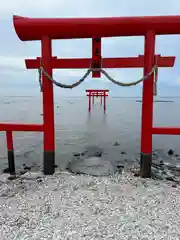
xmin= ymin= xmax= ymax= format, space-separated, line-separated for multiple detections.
xmin=86 ymin=94 xmax=108 ymax=96
xmin=41 ymin=36 xmax=55 ymax=151
xmin=25 ymin=55 xmax=175 ymax=69
xmin=86 ymin=89 xmax=109 ymax=111
xmin=88 ymin=95 xmax=91 ymax=112
xmin=103 ymin=92 xmax=106 ymax=112
xmin=141 ymin=31 xmax=155 ymax=154
xmin=152 ymin=127 xmax=180 ymax=135
xmin=0 ymin=123 xmax=43 ymax=131
xmin=86 ymin=89 xmax=109 ymax=93
xmin=13 ymin=15 xmax=180 ymax=41
xmin=6 ymin=131 xmax=13 ymax=150
xmin=92 ymin=37 xmax=101 ymax=78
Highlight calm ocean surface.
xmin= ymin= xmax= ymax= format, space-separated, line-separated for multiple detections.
xmin=0 ymin=95 xmax=180 ymax=172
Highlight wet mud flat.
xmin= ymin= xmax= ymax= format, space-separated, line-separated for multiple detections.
xmin=2 ymin=143 xmax=180 ymax=187
xmin=67 ymin=145 xmax=180 ymax=186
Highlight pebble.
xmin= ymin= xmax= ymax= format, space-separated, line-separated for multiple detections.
xmin=7 ymin=175 xmax=17 ymax=180
xmin=134 ymin=171 xmax=140 ymax=177
xmin=36 ymin=178 xmax=42 ymax=183
xmin=73 ymin=152 xmax=81 ymax=157
xmin=113 ymin=141 xmax=120 ymax=146
xmin=168 ymin=149 xmax=174 ymax=156
xmin=24 ymin=166 xmax=31 ymax=171
xmin=20 ymin=171 xmax=27 ymax=176
xmin=95 ymin=151 xmax=102 ymax=157
xmin=166 ymin=176 xmax=174 ymax=182
xmin=121 ymin=151 xmax=127 ymax=155
xmin=117 ymin=164 xmax=124 ymax=169
xmin=3 ymin=168 xmax=9 ymax=174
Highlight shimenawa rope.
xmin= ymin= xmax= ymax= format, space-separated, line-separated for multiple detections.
xmin=38 ymin=58 xmax=158 ymax=94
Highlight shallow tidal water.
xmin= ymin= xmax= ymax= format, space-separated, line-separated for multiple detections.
xmin=0 ymin=95 xmax=180 ymax=176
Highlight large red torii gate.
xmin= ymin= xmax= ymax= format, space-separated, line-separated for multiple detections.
xmin=1 ymin=14 xmax=179 ymax=178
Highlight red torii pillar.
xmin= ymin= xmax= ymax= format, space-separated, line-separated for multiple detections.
xmin=12 ymin=15 xmax=178 ymax=177
xmin=86 ymin=89 xmax=109 ymax=112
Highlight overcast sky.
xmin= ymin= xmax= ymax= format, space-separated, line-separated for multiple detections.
xmin=1 ymin=0 xmax=180 ymax=97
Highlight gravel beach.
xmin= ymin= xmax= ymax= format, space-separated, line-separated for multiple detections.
xmin=0 ymin=171 xmax=180 ymax=240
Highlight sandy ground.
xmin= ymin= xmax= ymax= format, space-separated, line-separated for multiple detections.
xmin=0 ymin=171 xmax=180 ymax=240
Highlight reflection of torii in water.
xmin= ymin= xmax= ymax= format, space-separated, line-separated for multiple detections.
xmin=1 ymin=14 xmax=177 ymax=178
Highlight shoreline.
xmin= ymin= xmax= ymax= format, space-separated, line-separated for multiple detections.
xmin=0 ymin=170 xmax=180 ymax=239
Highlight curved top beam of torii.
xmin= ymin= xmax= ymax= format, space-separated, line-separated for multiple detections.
xmin=13 ymin=15 xmax=180 ymax=41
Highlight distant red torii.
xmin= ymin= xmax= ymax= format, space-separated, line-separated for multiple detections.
xmin=86 ymin=89 xmax=109 ymax=112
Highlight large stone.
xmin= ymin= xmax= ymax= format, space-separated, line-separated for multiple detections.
xmin=67 ymin=156 xmax=117 ymax=176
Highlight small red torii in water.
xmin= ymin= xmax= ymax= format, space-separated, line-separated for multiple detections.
xmin=0 ymin=14 xmax=179 ymax=178
xmin=86 ymin=89 xmax=109 ymax=112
